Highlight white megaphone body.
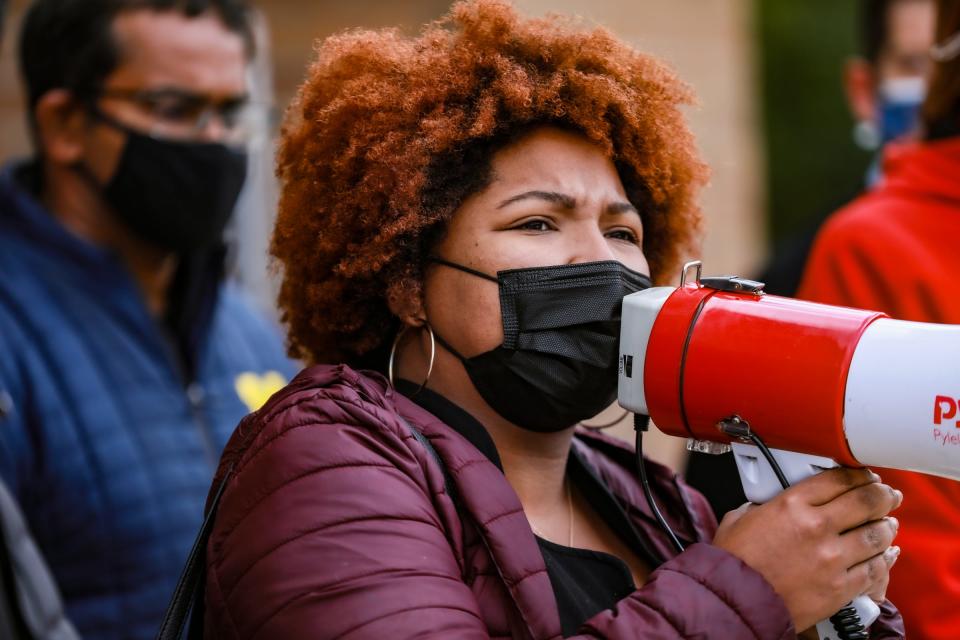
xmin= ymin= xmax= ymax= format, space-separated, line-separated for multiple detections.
xmin=617 ymin=262 xmax=960 ymax=640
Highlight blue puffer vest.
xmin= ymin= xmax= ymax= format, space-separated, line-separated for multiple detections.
xmin=0 ymin=163 xmax=296 ymax=640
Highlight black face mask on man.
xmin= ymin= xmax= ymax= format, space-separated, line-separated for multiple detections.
xmin=429 ymin=257 xmax=652 ymax=432
xmin=81 ymin=112 xmax=248 ymax=253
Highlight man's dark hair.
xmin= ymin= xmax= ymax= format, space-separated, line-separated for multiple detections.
xmin=18 ymin=0 xmax=253 ymax=119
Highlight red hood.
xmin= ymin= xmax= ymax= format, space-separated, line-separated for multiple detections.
xmin=881 ymin=136 xmax=960 ymax=205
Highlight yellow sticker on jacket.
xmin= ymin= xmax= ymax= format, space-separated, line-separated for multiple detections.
xmin=234 ymin=371 xmax=286 ymax=412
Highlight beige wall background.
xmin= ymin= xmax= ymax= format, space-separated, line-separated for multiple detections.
xmin=0 ymin=0 xmax=765 ymax=470
xmin=0 ymin=2 xmax=26 ymax=157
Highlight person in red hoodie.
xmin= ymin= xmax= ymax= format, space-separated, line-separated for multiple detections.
xmin=799 ymin=1 xmax=960 ymax=637
xmin=195 ymin=2 xmax=905 ymax=638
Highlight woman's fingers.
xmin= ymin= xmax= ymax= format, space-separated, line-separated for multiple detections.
xmin=789 ymin=467 xmax=879 ymax=506
xmin=823 ymin=482 xmax=903 ymax=532
xmin=837 ymin=517 xmax=900 ymax=567
xmin=866 ymin=546 xmax=901 ymax=603
xmin=845 ymin=544 xmax=900 ymax=603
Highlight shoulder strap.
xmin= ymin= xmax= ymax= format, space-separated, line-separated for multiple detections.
xmin=403 ymin=419 xmax=458 ymax=503
xmin=155 ymin=467 xmax=232 ymax=640
xmin=0 ymin=507 xmax=31 ymax=640
xmin=402 ymin=419 xmax=471 ymax=582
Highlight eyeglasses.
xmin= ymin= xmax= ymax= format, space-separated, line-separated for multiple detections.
xmin=94 ymin=87 xmax=269 ymax=144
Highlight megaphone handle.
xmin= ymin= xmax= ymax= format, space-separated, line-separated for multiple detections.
xmin=730 ymin=444 xmax=882 ymax=636
xmin=815 ymin=597 xmax=881 ymax=640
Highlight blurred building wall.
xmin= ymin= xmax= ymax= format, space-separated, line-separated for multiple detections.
xmin=0 ymin=1 xmax=27 ymax=160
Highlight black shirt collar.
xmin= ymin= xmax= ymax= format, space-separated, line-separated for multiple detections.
xmin=394 ymin=379 xmax=504 ymax=470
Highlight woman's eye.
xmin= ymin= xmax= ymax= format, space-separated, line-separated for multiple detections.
xmin=606 ymin=229 xmax=640 ymax=244
xmin=514 ymin=219 xmax=553 ymax=232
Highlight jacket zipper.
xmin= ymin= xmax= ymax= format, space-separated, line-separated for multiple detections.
xmin=155 ymin=330 xmax=219 ymax=467
xmin=153 ymin=324 xmax=219 ymax=468
xmin=186 ymin=382 xmax=218 ymax=467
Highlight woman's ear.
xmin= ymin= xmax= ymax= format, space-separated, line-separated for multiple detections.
xmin=386 ymin=278 xmax=427 ymax=328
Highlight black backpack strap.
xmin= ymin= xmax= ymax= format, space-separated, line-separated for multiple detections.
xmin=155 ymin=466 xmax=233 ymax=640
xmin=0 ymin=507 xmax=31 ymax=640
xmin=403 ymin=419 xmax=459 ymax=503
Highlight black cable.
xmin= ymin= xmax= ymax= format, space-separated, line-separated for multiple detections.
xmin=717 ymin=417 xmax=791 ymax=491
xmin=745 ymin=433 xmax=790 ymax=491
xmin=633 ymin=414 xmax=684 ymax=557
xmin=719 ymin=418 xmax=868 ymax=640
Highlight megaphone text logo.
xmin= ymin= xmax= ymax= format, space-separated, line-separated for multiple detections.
xmin=934 ymin=396 xmax=960 ymax=446
xmin=934 ymin=396 xmax=960 ymax=427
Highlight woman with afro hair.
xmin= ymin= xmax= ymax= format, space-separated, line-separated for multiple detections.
xmin=199 ymin=2 xmax=904 ymax=637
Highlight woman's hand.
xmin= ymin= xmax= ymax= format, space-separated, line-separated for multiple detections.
xmin=865 ymin=543 xmax=900 ymax=603
xmin=711 ymin=467 xmax=902 ymax=632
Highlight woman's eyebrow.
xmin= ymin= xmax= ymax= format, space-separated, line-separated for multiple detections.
xmin=606 ymin=201 xmax=640 ymax=216
xmin=497 ymin=190 xmax=576 ymax=209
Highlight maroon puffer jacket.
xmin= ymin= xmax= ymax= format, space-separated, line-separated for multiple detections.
xmin=203 ymin=364 xmax=904 ymax=639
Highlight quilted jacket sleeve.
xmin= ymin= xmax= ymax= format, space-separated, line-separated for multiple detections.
xmin=578 ymin=543 xmax=794 ymax=639
xmin=869 ymin=601 xmax=906 ymax=639
xmin=204 ymin=385 xmax=491 ymax=640
xmin=579 ymin=546 xmax=903 ymax=639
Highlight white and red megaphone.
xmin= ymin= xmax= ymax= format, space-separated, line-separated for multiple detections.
xmin=618 ymin=261 xmax=960 ymax=640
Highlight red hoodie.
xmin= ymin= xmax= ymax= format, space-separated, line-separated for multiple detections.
xmin=799 ymin=137 xmax=960 ymax=640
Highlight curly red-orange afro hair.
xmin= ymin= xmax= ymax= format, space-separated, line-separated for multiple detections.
xmin=273 ymin=0 xmax=708 ymax=366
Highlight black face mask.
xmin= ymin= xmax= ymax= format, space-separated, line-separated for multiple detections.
xmin=86 ymin=114 xmax=248 ymax=253
xmin=429 ymin=257 xmax=652 ymax=432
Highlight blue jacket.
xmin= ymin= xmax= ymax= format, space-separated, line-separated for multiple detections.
xmin=0 ymin=163 xmax=296 ymax=639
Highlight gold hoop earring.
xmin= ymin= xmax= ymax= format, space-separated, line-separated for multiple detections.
xmin=388 ymin=323 xmax=436 ymax=396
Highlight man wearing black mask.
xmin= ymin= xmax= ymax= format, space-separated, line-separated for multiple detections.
xmin=0 ymin=1 xmax=294 ymax=638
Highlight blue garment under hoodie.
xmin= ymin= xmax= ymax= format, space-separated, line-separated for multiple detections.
xmin=0 ymin=163 xmax=296 ymax=640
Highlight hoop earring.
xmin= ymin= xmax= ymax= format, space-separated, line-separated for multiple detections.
xmin=579 ymin=409 xmax=629 ymax=430
xmin=388 ymin=323 xmax=436 ymax=396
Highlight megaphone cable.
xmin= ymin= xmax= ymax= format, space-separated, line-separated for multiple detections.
xmin=633 ymin=413 xmax=684 ymax=560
